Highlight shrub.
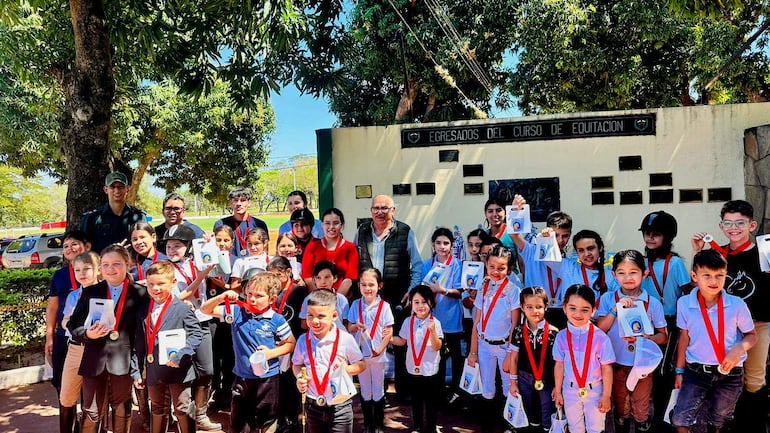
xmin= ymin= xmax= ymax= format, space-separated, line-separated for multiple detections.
xmin=0 ymin=268 xmax=56 ymax=345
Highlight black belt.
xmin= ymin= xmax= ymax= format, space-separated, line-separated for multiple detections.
xmin=687 ymin=362 xmax=743 ymax=376
xmin=481 ymin=337 xmax=506 ymax=345
xmin=305 ymin=397 xmax=352 ymax=409
xmin=68 ymin=339 xmax=83 ymax=346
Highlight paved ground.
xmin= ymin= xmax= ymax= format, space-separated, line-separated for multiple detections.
xmin=0 ymin=381 xmax=499 ymax=433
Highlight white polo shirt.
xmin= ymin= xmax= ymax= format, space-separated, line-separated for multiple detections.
xmin=398 ymin=314 xmax=444 ymax=376
xmin=550 ymin=259 xmax=620 ymax=305
xmin=676 ymin=289 xmax=754 ymax=366
xmin=473 ymin=278 xmax=521 ymax=341
xmin=291 ymin=325 xmax=363 ymax=400
xmin=346 ymin=297 xmax=395 ymax=363
xmin=596 ymin=289 xmax=666 ymax=366
xmin=300 ymin=292 xmax=349 ymax=331
xmin=553 ymin=323 xmax=616 ymax=385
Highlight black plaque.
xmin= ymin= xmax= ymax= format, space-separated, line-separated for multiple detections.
xmin=618 ymin=155 xmax=643 ymax=171
xmin=463 ymin=164 xmax=484 ymax=177
xmin=416 ymin=183 xmax=436 ymax=195
xmin=620 ymin=191 xmax=643 ymax=205
xmin=402 ymin=114 xmax=656 ymax=148
xmin=708 ymin=188 xmax=732 ymax=202
xmin=649 ymin=189 xmax=674 ymax=204
xmin=649 ymin=173 xmax=673 ymax=187
xmin=464 ymin=183 xmax=484 ymax=195
xmin=438 ymin=149 xmax=459 ymax=162
xmin=592 ymin=176 xmax=614 ymax=189
xmin=392 ymin=184 xmax=411 ymax=196
xmin=680 ymin=189 xmax=703 ymax=203
xmin=489 ymin=177 xmax=559 ymax=221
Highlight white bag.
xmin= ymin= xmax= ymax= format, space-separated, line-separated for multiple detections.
xmin=616 ymin=300 xmax=654 ymax=337
xmin=549 ymin=408 xmax=568 ymax=433
xmin=757 ymin=234 xmax=770 ymax=272
xmin=158 ymin=329 xmax=186 ymax=365
xmin=85 ymin=298 xmax=115 ymax=330
xmin=324 ymin=362 xmax=357 ymax=405
xmin=192 ymin=238 xmax=220 ymax=271
xmin=505 ymin=204 xmax=532 ymax=235
xmin=503 ymin=392 xmax=529 ymax=428
xmin=422 ymin=262 xmax=449 ymax=285
xmin=535 ymin=233 xmax=563 ymax=262
xmin=358 ymin=330 xmax=374 ymax=358
xmin=459 ymin=359 xmax=482 ymax=395
xmin=664 ymin=388 xmax=679 ymax=424
xmin=461 ymin=261 xmax=484 ymax=290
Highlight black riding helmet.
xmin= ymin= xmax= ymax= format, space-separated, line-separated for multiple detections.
xmin=162 ymin=224 xmax=196 ymax=256
xmin=639 ymin=211 xmax=677 ymax=240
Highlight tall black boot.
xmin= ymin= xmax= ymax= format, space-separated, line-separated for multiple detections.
xmin=614 ymin=417 xmax=631 ymax=433
xmin=361 ymin=399 xmax=374 ymax=433
xmin=111 ymin=400 xmax=132 ymax=433
xmin=194 ymin=384 xmax=222 ymax=431
xmin=373 ymin=399 xmax=386 ymax=433
xmin=59 ymin=405 xmax=77 ymax=433
xmin=136 ymin=385 xmax=151 ymax=431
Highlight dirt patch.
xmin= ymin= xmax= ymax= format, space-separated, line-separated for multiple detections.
xmin=0 ymin=338 xmax=45 ymax=371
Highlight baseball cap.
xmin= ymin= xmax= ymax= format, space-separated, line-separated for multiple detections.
xmin=104 ymin=172 xmax=128 ymax=186
xmin=290 ymin=208 xmax=315 ymax=224
xmin=626 ymin=337 xmax=663 ymax=391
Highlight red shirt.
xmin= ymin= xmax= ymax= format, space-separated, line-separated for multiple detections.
xmin=301 ymin=238 xmax=359 ymax=289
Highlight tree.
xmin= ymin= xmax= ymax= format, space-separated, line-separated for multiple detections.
xmin=0 ymin=0 xmax=343 ymax=230
xmin=0 ymin=165 xmax=66 ymax=227
xmin=507 ymin=0 xmax=770 ymax=115
xmin=328 ymin=0 xmax=519 ymax=126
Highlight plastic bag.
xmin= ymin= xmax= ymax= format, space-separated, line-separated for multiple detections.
xmin=503 ymin=392 xmax=529 ymax=428
xmin=505 ymin=204 xmax=532 ymax=235
xmin=459 ymin=359 xmax=482 ymax=395
xmin=549 ymin=408 xmax=568 ymax=433
xmin=664 ymin=388 xmax=679 ymax=424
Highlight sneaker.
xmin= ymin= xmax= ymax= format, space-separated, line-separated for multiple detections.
xmin=636 ymin=419 xmax=652 ymax=432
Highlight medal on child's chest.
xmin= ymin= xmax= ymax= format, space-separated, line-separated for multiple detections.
xmin=306 ymin=328 xmax=340 ymax=403
xmin=145 ymin=298 xmax=172 ymax=365
xmin=480 ymin=279 xmax=508 ymax=339
xmin=566 ymin=325 xmax=595 ymax=399
xmin=106 ymin=279 xmax=129 ymax=341
xmin=147 ymin=353 xmax=154 ymax=363
xmin=524 ymin=322 xmax=549 ymax=392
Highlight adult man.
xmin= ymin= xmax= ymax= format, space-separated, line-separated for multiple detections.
xmin=355 ymin=194 xmax=422 ymax=399
xmin=81 ymin=172 xmax=146 ymax=253
xmin=214 ymin=187 xmax=268 ymax=256
xmin=154 ymin=192 xmax=205 ymax=252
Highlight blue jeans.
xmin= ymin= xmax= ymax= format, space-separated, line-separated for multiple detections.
xmin=671 ymin=363 xmax=743 ymax=428
xmin=519 ymin=370 xmax=555 ymax=429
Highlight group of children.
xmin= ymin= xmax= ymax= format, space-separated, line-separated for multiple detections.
xmin=49 ymin=191 xmax=770 ymax=433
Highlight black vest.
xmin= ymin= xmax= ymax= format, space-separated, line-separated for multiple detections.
xmin=357 ymin=221 xmax=413 ymax=307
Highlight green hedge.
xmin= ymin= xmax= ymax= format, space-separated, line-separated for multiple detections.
xmin=0 ymin=268 xmax=56 ymax=345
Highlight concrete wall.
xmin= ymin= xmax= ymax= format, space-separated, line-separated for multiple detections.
xmin=323 ymin=103 xmax=770 ymax=260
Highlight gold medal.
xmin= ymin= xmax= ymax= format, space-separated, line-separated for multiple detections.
xmin=717 ymin=365 xmax=729 ymax=375
xmin=147 ymin=354 xmax=154 ymax=363
xmin=316 ymin=396 xmax=326 ymax=406
xmin=109 ymin=330 xmax=119 ymax=340
xmin=209 ymin=288 xmax=217 ymax=297
xmin=627 ymin=344 xmax=635 ymax=353
xmin=225 ymin=314 xmax=234 ymax=324
xmin=578 ymin=387 xmax=588 ymax=398
xmin=534 ymin=380 xmax=544 ymax=391
xmin=414 ymin=366 xmax=420 ymax=374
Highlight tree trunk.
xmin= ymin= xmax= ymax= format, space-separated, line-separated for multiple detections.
xmin=395 ymin=79 xmax=419 ymax=121
xmin=125 ymin=146 xmax=161 ymax=205
xmin=60 ymin=0 xmax=115 ymax=231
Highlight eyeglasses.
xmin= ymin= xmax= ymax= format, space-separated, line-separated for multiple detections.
xmin=720 ymin=219 xmax=750 ymax=229
xmin=370 ymin=206 xmax=393 ymax=213
xmin=163 ymin=207 xmax=184 ymax=213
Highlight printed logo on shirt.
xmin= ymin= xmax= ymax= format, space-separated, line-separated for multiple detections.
xmin=725 ymin=271 xmax=755 ymax=300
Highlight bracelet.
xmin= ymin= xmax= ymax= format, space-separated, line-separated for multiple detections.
xmin=469 ymin=352 xmax=477 ymax=356
xmin=609 ymin=309 xmax=617 ymax=317
xmin=675 ymin=367 xmax=685 ymax=374
xmin=510 ymin=374 xmax=519 ymax=380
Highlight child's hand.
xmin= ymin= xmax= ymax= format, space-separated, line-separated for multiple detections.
xmin=691 ymin=232 xmax=708 ymax=253
xmin=355 ymin=322 xmax=367 ymax=333
xmin=223 ymin=290 xmax=239 ymax=301
xmin=382 ymin=327 xmax=393 ymax=339
xmin=202 ymin=264 xmax=216 ymax=276
xmin=296 ymin=374 xmax=308 ymax=393
xmin=467 ymin=352 xmax=478 ymax=367
xmin=426 ymin=281 xmax=442 ymax=294
xmin=540 ymin=227 xmax=554 ymax=237
xmin=552 ymin=389 xmax=563 ymax=408
xmin=721 ymin=345 xmax=744 ymax=373
xmin=134 ymin=378 xmax=144 ymax=390
xmin=428 ymin=318 xmax=436 ymax=333
xmin=599 ymin=394 xmax=611 ymax=413
xmin=622 ymin=336 xmax=636 ymax=343
xmin=509 ymin=380 xmax=519 ymax=396
xmin=674 ymin=373 xmax=683 ymax=389
xmin=502 ymin=352 xmax=512 ymax=373
xmin=511 ymin=194 xmax=526 ymax=211
xmin=617 ymin=297 xmax=635 ymax=309
xmin=86 ymin=322 xmax=110 ymax=340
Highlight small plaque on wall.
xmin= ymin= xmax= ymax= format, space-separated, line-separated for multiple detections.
xmin=355 ymin=185 xmax=372 ymax=199
xmin=438 ymin=150 xmax=459 ymax=162
xmin=464 ymin=183 xmax=484 ymax=195
xmin=392 ymin=184 xmax=412 ymax=195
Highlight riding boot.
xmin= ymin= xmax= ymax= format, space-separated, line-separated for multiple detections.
xmin=136 ymin=385 xmax=151 ymax=431
xmin=151 ymin=414 xmax=168 ymax=433
xmin=59 ymin=405 xmax=77 ymax=433
xmin=614 ymin=418 xmax=631 ymax=433
xmin=361 ymin=399 xmax=373 ymax=433
xmin=373 ymin=399 xmax=386 ymax=433
xmin=194 ymin=385 xmax=222 ymax=431
xmin=111 ymin=400 xmax=132 ymax=433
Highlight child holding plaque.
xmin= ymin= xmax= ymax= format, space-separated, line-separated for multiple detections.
xmin=596 ymin=250 xmax=667 ymax=433
xmin=671 ymin=250 xmax=757 ymax=432
xmin=467 ymin=245 xmax=521 ymax=433
xmin=129 ymin=222 xmax=168 ymax=284
xmin=67 ymin=244 xmax=149 ymax=433
xmin=504 ymin=286 xmax=559 ymax=431
xmin=391 ymin=285 xmax=444 ymax=433
xmin=347 ymin=268 xmax=394 ymax=433
xmin=201 ymin=272 xmax=296 ymax=433
xmin=293 ymin=289 xmax=366 ymax=433
xmin=552 ymin=284 xmax=615 ymax=433
xmin=133 ymin=261 xmax=202 ymax=433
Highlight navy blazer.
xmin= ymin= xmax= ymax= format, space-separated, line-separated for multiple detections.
xmin=134 ymin=297 xmax=202 ymax=386
xmin=68 ymin=280 xmax=149 ymax=377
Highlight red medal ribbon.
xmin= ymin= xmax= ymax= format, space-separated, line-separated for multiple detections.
xmin=648 ymin=254 xmax=671 ymax=298
xmin=172 ymin=261 xmax=198 ymax=296
xmin=410 ymin=314 xmax=432 ymax=372
xmin=306 ymin=328 xmax=341 ymax=397
xmin=135 ymin=252 xmax=159 ymax=281
xmin=236 ymin=299 xmax=269 ymax=316
xmin=546 ymin=268 xmax=561 ymax=300
xmin=225 ymin=297 xmax=232 ymax=316
xmin=358 ymin=299 xmax=385 ymax=340
xmin=581 ymin=265 xmax=603 ymax=308
xmin=106 ymin=278 xmax=130 ymax=333
xmin=494 ymin=225 xmax=506 ymax=239
xmin=566 ymin=325 xmax=595 ymax=392
xmin=68 ymin=264 xmax=78 ymax=290
xmin=431 ymin=254 xmax=453 ymax=267
xmin=523 ymin=321 xmax=549 ymax=383
xmin=235 ymin=213 xmax=251 ymax=253
xmin=145 ymin=297 xmax=173 ymax=360
xmin=481 ymin=278 xmax=509 ymax=335
xmin=274 ymin=286 xmax=294 ymax=314
xmin=710 ymin=239 xmax=751 ymax=258
xmin=697 ymin=291 xmax=725 ymax=364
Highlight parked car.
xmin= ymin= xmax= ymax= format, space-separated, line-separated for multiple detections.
xmin=1 ymin=233 xmax=64 ymax=269
xmin=0 ymin=238 xmax=15 ymax=270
